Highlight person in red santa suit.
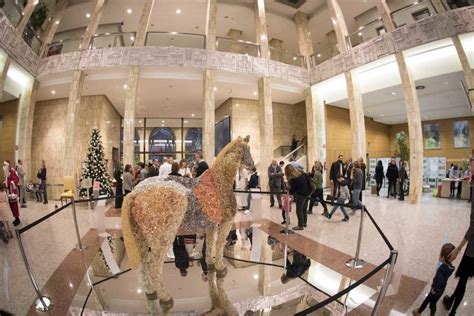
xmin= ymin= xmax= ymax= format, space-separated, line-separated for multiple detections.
xmin=3 ymin=160 xmax=20 ymax=226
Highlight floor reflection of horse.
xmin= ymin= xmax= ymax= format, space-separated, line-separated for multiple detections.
xmin=122 ymin=136 xmax=254 ymax=313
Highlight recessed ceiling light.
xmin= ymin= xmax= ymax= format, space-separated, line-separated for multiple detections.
xmin=213 ymin=87 xmax=217 ymax=91
xmin=293 ymin=56 xmax=297 ymax=60
xmin=161 ymin=120 xmax=165 ymax=123
xmin=138 ymin=120 xmax=142 ymax=123
xmin=391 ymin=92 xmax=396 ymax=95
xmin=253 ymin=273 xmax=258 ymax=279
xmin=55 ymin=20 xmax=59 ymax=25
xmin=184 ymin=120 xmax=188 ymax=124
xmin=161 ymin=124 xmax=164 ymax=127
xmin=69 ymin=282 xmax=73 ymax=288
xmin=51 ymin=90 xmax=56 ymax=94
xmin=176 ymin=9 xmax=181 ymax=14
xmin=358 ymin=32 xmax=362 ymax=36
xmin=86 ymin=13 xmax=91 ymax=18
xmin=123 ymin=84 xmax=128 ymax=89
xmin=137 ymin=288 xmax=142 ymax=294
xmin=106 ymin=120 xmax=111 ymax=124
xmin=317 ymin=53 xmax=321 ymax=58
xmin=130 ymin=36 xmax=135 ymax=41
xmin=253 ymin=91 xmax=257 ymax=96
xmin=127 ymin=8 xmax=132 ymax=14
xmin=191 ymin=113 xmax=195 ymax=117
xmin=380 ymin=114 xmax=384 ymax=117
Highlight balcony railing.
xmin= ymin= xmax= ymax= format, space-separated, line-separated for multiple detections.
xmin=145 ymin=31 xmax=206 ymax=49
xmin=45 ymin=37 xmax=83 ymax=57
xmin=22 ymin=23 xmax=43 ymax=54
xmin=390 ymin=0 xmax=438 ymax=28
xmin=347 ymin=18 xmax=385 ymax=48
xmin=2 ymin=0 xmax=23 ymax=28
xmin=90 ymin=32 xmax=136 ymax=50
xmin=216 ymin=37 xmax=260 ymax=57
xmin=269 ymin=47 xmax=306 ymax=68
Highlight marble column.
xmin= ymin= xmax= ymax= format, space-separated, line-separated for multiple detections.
xmin=376 ymin=1 xmax=424 ymax=203
xmin=16 ymin=78 xmax=38 ymax=179
xmin=345 ymin=70 xmax=367 ymax=160
xmin=202 ymin=69 xmax=216 ymax=163
xmin=201 ymin=0 xmax=217 ymax=163
xmin=452 ymin=36 xmax=474 ymax=111
xmin=396 ymin=52 xmax=424 ymax=204
xmin=306 ymin=87 xmax=327 ymax=167
xmin=16 ymin=0 xmax=39 ymax=35
xmin=205 ymin=0 xmax=217 ymax=50
xmin=122 ymin=0 xmax=155 ymax=165
xmin=254 ymin=0 xmax=270 ymax=59
xmin=328 ymin=0 xmax=366 ymax=160
xmin=293 ymin=11 xmax=315 ymax=69
xmin=0 ymin=53 xmax=10 ymax=101
xmin=39 ymin=0 xmax=69 ymax=57
xmin=304 ymin=88 xmax=317 ymax=167
xmin=258 ymin=77 xmax=273 ymax=190
xmin=326 ymin=0 xmax=349 ymax=53
xmin=63 ymin=0 xmax=108 ymax=178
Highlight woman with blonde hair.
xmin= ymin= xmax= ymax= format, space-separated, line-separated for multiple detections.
xmin=285 ymin=164 xmax=311 ymax=231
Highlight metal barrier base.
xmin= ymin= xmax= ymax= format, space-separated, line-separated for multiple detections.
xmin=74 ymin=245 xmax=88 ymax=252
xmin=279 ymin=229 xmax=295 ymax=234
xmin=35 ymin=296 xmax=53 ymax=312
xmin=345 ymin=258 xmax=368 ymax=269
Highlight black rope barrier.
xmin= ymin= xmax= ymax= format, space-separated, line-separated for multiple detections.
xmin=17 ymin=201 xmax=73 ymax=234
xmin=363 ymin=206 xmax=394 ymax=251
xmin=295 ymin=256 xmax=392 ymax=315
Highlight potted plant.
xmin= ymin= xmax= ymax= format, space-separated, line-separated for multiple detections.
xmin=394 ymin=131 xmax=410 ymax=162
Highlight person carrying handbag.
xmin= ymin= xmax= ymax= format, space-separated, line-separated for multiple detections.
xmin=3 ymin=160 xmax=21 ymax=226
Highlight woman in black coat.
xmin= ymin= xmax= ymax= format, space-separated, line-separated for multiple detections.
xmin=375 ymin=160 xmax=384 ymax=196
xmin=113 ymin=161 xmax=123 ymax=209
xmin=285 ymin=164 xmax=311 ymax=231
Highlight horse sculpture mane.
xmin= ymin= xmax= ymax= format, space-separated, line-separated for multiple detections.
xmin=121 ymin=136 xmax=253 ymax=313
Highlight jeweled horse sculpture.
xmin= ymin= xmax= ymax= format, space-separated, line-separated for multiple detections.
xmin=122 ymin=136 xmax=254 ymax=313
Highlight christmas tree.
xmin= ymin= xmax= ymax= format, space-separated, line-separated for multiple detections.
xmin=79 ymin=128 xmax=114 ymax=198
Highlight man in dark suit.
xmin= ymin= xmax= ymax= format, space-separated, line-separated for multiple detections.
xmin=194 ymin=151 xmax=209 ymax=178
xmin=329 ymin=155 xmax=345 ymax=200
xmin=268 ymin=159 xmax=283 ymax=208
xmin=148 ymin=159 xmax=160 ymax=177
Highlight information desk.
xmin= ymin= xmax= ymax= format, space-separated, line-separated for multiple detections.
xmin=440 ymin=179 xmax=470 ymax=200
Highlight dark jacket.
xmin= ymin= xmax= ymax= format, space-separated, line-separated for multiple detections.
xmin=291 ymin=138 xmax=298 ymax=151
xmin=195 ymin=161 xmax=209 ymax=178
xmin=248 ymin=173 xmax=259 ymax=189
xmin=375 ymin=165 xmax=384 ymax=182
xmin=386 ymin=164 xmax=399 ymax=181
xmin=361 ymin=162 xmax=367 ymax=190
xmin=148 ymin=165 xmax=159 ymax=177
xmin=173 ymin=236 xmax=190 ymax=272
xmin=37 ymin=167 xmax=47 ymax=181
xmin=352 ymin=168 xmax=363 ymax=190
xmin=431 ymin=262 xmax=455 ymax=294
xmin=465 ymin=196 xmax=474 ymax=257
xmin=113 ymin=169 xmax=122 ymax=185
xmin=286 ymin=252 xmax=311 ymax=279
xmin=329 ymin=161 xmax=345 ymax=182
xmin=268 ymin=164 xmax=283 ymax=188
xmin=289 ymin=173 xmax=311 ymax=197
xmin=399 ymin=165 xmax=408 ymax=182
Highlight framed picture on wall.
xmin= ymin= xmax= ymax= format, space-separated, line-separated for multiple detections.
xmin=423 ymin=123 xmax=441 ymax=149
xmin=453 ymin=120 xmax=470 ymax=148
xmin=215 ymin=117 xmax=231 ymax=156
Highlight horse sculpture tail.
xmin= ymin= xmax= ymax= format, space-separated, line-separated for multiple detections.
xmin=121 ymin=192 xmax=142 ymax=270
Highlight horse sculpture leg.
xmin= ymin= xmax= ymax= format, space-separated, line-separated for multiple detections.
xmin=205 ymin=225 xmax=218 ymax=271
xmin=214 ymin=219 xmax=234 ymax=277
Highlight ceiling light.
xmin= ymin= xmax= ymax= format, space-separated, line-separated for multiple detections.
xmin=86 ymin=13 xmax=91 ymax=18
xmin=51 ymin=90 xmax=56 ymax=94
xmin=380 ymin=114 xmax=384 ymax=117
xmin=161 ymin=124 xmax=164 ymax=127
xmin=358 ymin=32 xmax=362 ymax=36
xmin=106 ymin=121 xmax=111 ymax=124
xmin=130 ymin=36 xmax=135 ymax=41
xmin=123 ymin=84 xmax=128 ymax=89
xmin=127 ymin=8 xmax=132 ymax=14
xmin=317 ymin=53 xmax=321 ymax=58
xmin=161 ymin=120 xmax=165 ymax=123
xmin=253 ymin=273 xmax=259 ymax=279
xmin=253 ymin=91 xmax=257 ymax=96
xmin=391 ymin=92 xmax=396 ymax=95
xmin=55 ymin=20 xmax=59 ymax=25
xmin=184 ymin=120 xmax=188 ymax=124
xmin=69 ymin=282 xmax=73 ymax=288
xmin=293 ymin=56 xmax=297 ymax=60
xmin=138 ymin=120 xmax=142 ymax=123
xmin=137 ymin=288 xmax=142 ymax=294
xmin=213 ymin=87 xmax=217 ymax=91
xmin=176 ymin=9 xmax=181 ymax=14
xmin=191 ymin=113 xmax=195 ymax=117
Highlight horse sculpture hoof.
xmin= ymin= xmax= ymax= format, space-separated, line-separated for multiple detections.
xmin=216 ymin=266 xmax=228 ymax=278
xmin=145 ymin=291 xmax=158 ymax=300
xmin=159 ymin=298 xmax=174 ymax=311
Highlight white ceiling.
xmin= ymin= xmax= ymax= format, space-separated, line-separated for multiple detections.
xmin=35 ymin=67 xmax=306 ymax=118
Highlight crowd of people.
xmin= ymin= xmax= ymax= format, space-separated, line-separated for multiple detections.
xmin=448 ymin=163 xmax=472 ymax=200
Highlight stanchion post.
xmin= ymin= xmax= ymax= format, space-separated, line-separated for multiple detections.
xmin=346 ymin=204 xmax=367 ymax=269
xmin=372 ymin=250 xmax=398 ymax=315
xmin=15 ymin=230 xmax=54 ymax=311
xmin=72 ymin=199 xmax=86 ymax=251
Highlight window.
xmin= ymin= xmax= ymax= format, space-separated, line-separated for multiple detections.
xmin=149 ymin=127 xmax=176 ymax=155
xmin=185 ymin=128 xmax=202 ymax=153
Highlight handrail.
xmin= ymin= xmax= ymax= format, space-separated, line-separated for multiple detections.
xmin=347 ymin=17 xmax=383 ymax=39
xmin=48 ymin=36 xmax=84 ymax=46
xmin=216 ymin=36 xmax=259 ymax=47
xmin=92 ymin=31 xmax=136 ymax=38
xmin=282 ymin=143 xmax=305 ymax=161
xmin=147 ymin=31 xmax=206 ymax=38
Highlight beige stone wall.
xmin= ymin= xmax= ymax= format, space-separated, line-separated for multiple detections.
xmin=32 ymin=95 xmax=121 ymax=199
xmin=273 ymin=101 xmax=307 ymax=155
xmin=390 ymin=116 xmax=474 ymax=166
xmin=0 ymin=99 xmax=19 ymax=167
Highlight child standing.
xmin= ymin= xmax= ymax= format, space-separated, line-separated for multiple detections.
xmin=413 ymin=243 xmax=456 ymax=316
xmin=326 ymin=174 xmax=351 ymax=221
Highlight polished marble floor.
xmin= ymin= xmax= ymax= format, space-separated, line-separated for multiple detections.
xmin=0 ymin=190 xmax=472 ymax=315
